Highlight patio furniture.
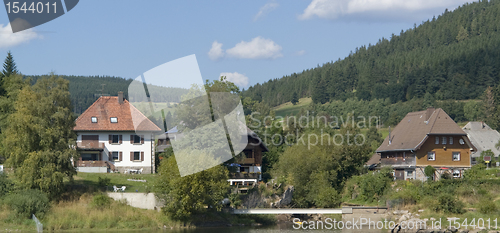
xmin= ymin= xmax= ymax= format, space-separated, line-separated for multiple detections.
xmin=120 ymin=186 xmax=126 ymax=192
xmin=113 ymin=185 xmax=119 ymax=192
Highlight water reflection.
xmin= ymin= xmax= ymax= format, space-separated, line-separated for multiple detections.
xmin=93 ymin=223 xmax=386 ymax=233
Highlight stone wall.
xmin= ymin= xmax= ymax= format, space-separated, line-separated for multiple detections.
xmin=107 ymin=192 xmax=162 ymax=210
xmin=114 ymin=166 xmax=152 ymax=174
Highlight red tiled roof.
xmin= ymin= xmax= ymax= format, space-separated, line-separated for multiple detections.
xmin=376 ymin=108 xmax=466 ymax=153
xmin=73 ymin=96 xmax=162 ymax=132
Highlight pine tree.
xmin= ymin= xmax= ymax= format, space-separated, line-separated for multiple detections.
xmin=291 ymin=92 xmax=299 ymax=105
xmin=2 ymin=51 xmax=18 ymax=78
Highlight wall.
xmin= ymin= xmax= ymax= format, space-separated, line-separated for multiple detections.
xmin=76 ymin=132 xmax=155 ymax=173
xmin=107 ymin=192 xmax=161 ymax=210
xmin=77 ymin=167 xmax=107 ymax=173
xmin=416 ymin=135 xmax=471 ymax=167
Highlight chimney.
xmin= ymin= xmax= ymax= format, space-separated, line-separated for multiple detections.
xmin=425 ymin=107 xmax=435 ymax=121
xmin=118 ymin=91 xmax=123 ymax=104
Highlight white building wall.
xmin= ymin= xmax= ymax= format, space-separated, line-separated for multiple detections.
xmin=76 ymin=131 xmax=155 ymax=173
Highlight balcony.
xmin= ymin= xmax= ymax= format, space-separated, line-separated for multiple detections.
xmin=76 ymin=161 xmax=116 ymax=171
xmin=237 ymin=158 xmax=256 ymax=165
xmin=229 ymin=172 xmax=260 ymax=180
xmin=77 ymin=142 xmax=105 ymax=151
xmin=380 ymin=156 xmax=415 ymax=167
xmin=76 ymin=160 xmax=107 ymax=167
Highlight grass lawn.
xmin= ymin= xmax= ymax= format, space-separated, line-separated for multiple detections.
xmin=73 ymin=172 xmax=158 ymax=193
xmin=273 ymin=97 xmax=312 ymax=117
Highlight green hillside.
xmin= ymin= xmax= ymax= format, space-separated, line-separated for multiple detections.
xmin=273 ymin=97 xmax=312 ymax=117
xmin=27 ymin=75 xmax=188 ymax=115
xmin=243 ymin=0 xmax=500 ymax=107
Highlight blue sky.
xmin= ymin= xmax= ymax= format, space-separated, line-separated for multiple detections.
xmin=0 ymin=0 xmax=474 ymax=89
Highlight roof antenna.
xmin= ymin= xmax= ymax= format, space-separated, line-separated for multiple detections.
xmin=388 ymin=126 xmax=392 ymax=145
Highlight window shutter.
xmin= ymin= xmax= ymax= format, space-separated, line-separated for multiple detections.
xmin=119 ymin=152 xmax=122 ymax=161
xmin=119 ymin=135 xmax=122 ymax=144
xmin=141 ymin=152 xmax=144 ymax=161
xmin=141 ymin=135 xmax=144 ymax=144
xmin=109 ymin=135 xmax=112 ymax=144
xmin=108 ymin=152 xmax=112 ymax=161
xmin=130 ymin=135 xmax=133 ymax=144
xmin=130 ymin=152 xmax=133 ymax=161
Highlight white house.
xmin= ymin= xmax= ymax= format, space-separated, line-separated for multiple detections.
xmin=73 ymin=92 xmax=162 ymax=174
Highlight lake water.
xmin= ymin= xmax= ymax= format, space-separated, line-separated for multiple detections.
xmin=106 ymin=224 xmax=386 ymax=233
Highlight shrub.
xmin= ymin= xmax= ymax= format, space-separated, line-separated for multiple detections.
xmin=464 ymin=164 xmax=487 ymax=179
xmin=97 ymin=176 xmax=111 ymax=187
xmin=440 ymin=172 xmax=452 ymax=180
xmin=478 ymin=198 xmax=497 ymax=214
xmin=90 ymin=193 xmax=112 ymax=209
xmin=0 ymin=173 xmax=14 ymax=198
xmin=3 ymin=189 xmax=50 ymax=219
xmin=424 ymin=165 xmax=436 ymax=181
xmin=433 ymin=193 xmax=464 ymax=214
xmin=390 ymin=181 xmax=421 ymax=205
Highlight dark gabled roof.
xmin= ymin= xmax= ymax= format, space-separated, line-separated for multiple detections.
xmin=376 ymin=108 xmax=466 ymax=153
xmin=74 ymin=96 xmax=162 ymax=132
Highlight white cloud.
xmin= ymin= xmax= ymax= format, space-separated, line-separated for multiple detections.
xmin=220 ymin=72 xmax=249 ymax=87
xmin=0 ymin=23 xmax=41 ymax=49
xmin=226 ymin=36 xmax=283 ymax=59
xmin=299 ymin=0 xmax=471 ymax=20
xmin=254 ymin=1 xmax=279 ymax=21
xmin=208 ymin=41 xmax=224 ymax=61
xmin=296 ymin=50 xmax=306 ymax=56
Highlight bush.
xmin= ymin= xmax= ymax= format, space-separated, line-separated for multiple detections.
xmin=433 ymin=193 xmax=464 ymax=214
xmin=424 ymin=165 xmax=436 ymax=181
xmin=90 ymin=193 xmax=112 ymax=209
xmin=0 ymin=173 xmax=14 ymax=198
xmin=478 ymin=198 xmax=497 ymax=214
xmin=3 ymin=189 xmax=50 ymax=219
xmin=97 ymin=177 xmax=111 ymax=187
xmin=390 ymin=181 xmax=421 ymax=205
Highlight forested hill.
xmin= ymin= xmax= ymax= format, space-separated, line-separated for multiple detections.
xmin=28 ymin=75 xmax=188 ymax=114
xmin=242 ymin=0 xmax=500 ymax=106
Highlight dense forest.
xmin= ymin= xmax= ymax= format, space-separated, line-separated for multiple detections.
xmin=28 ymin=75 xmax=188 ymax=114
xmin=242 ymin=0 xmax=500 ymax=106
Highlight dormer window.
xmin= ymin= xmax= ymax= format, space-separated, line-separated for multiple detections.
xmin=91 ymin=117 xmax=97 ymax=123
xmin=110 ymin=117 xmax=118 ymax=123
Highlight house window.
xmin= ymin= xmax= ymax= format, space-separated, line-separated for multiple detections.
xmin=453 ymin=170 xmax=461 ymax=178
xmin=110 ymin=117 xmax=118 ymax=123
xmin=134 ymin=152 xmax=141 ymax=161
xmin=81 ymin=153 xmax=99 ymax=161
xmin=452 ymin=152 xmax=461 ymax=161
xmin=91 ymin=117 xmax=97 ymax=123
xmin=427 ymin=151 xmax=436 ymax=161
xmin=133 ymin=135 xmax=141 ymax=144
xmin=244 ymin=150 xmax=253 ymax=158
xmin=111 ymin=152 xmax=119 ymax=161
xmin=435 ymin=137 xmax=439 ymax=144
xmin=112 ymin=135 xmax=119 ymax=144
xmin=449 ymin=137 xmax=453 ymax=145
xmin=407 ymin=170 xmax=413 ymax=179
xmin=442 ymin=137 xmax=447 ymax=145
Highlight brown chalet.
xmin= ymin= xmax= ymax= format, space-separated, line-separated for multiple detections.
xmin=375 ymin=108 xmax=475 ymax=181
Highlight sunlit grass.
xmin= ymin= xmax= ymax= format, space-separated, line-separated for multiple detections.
xmin=72 ymin=172 xmax=158 ymax=193
xmin=273 ymin=97 xmax=312 ymax=117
